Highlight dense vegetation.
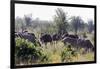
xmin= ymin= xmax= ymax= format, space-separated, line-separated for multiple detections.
xmin=15 ymin=8 xmax=95 ymax=65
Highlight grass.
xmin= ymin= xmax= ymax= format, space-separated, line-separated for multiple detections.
xmin=15 ymin=33 xmax=95 ymax=65
xmin=38 ymin=41 xmax=94 ymax=63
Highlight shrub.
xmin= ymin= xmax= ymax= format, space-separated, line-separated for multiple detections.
xmin=15 ymin=37 xmax=43 ymax=64
xmin=61 ymin=45 xmax=78 ymax=62
xmin=61 ymin=46 xmax=72 ymax=62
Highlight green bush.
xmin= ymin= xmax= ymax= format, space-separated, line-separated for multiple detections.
xmin=61 ymin=48 xmax=72 ymax=62
xmin=61 ymin=45 xmax=78 ymax=62
xmin=15 ymin=37 xmax=44 ymax=64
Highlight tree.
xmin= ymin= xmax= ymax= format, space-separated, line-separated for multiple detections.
xmin=70 ymin=16 xmax=84 ymax=34
xmin=24 ymin=14 xmax=32 ymax=27
xmin=54 ymin=8 xmax=69 ymax=35
xmin=88 ymin=20 xmax=94 ymax=33
xmin=15 ymin=17 xmax=26 ymax=32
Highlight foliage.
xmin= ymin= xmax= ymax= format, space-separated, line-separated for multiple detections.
xmin=88 ymin=20 xmax=94 ymax=33
xmin=61 ymin=45 xmax=75 ymax=62
xmin=70 ymin=16 xmax=84 ymax=34
xmin=15 ymin=37 xmax=44 ymax=64
xmin=24 ymin=14 xmax=33 ymax=27
xmin=54 ymin=8 xmax=69 ymax=34
xmin=15 ymin=17 xmax=26 ymax=32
